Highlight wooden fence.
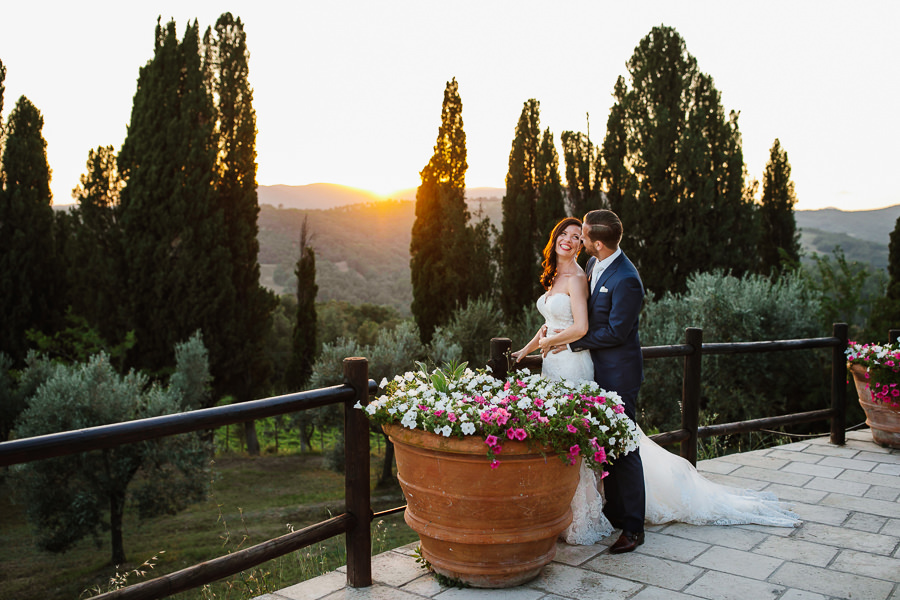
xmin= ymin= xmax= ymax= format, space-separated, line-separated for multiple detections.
xmin=0 ymin=323 xmax=870 ymax=598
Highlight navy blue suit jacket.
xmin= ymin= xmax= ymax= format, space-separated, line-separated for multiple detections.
xmin=570 ymin=251 xmax=645 ymax=415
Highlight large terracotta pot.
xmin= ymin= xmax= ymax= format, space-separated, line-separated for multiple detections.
xmin=382 ymin=423 xmax=580 ymax=588
xmin=849 ymin=364 xmax=900 ymax=449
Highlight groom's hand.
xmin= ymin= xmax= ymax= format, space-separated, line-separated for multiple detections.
xmin=540 ymin=328 xmax=567 ymax=357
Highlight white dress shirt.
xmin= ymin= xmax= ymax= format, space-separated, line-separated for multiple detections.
xmin=590 ymin=247 xmax=622 ymax=293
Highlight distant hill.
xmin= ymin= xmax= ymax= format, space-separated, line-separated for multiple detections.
xmin=257 ymin=198 xmax=899 ymax=312
xmin=795 ymin=205 xmax=900 ymax=246
xmin=795 ymin=206 xmax=896 ymax=270
xmin=389 ymin=186 xmax=506 ymax=202
xmin=259 ymin=183 xmax=507 ymax=210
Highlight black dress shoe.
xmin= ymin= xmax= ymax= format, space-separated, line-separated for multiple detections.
xmin=609 ymin=530 xmax=644 ymax=554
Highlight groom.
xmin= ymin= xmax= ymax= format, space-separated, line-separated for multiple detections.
xmin=569 ymin=209 xmax=646 ymax=554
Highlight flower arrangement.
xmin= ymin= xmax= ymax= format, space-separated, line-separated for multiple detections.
xmin=846 ymin=341 xmax=900 ymax=407
xmin=356 ymin=362 xmax=639 ymax=470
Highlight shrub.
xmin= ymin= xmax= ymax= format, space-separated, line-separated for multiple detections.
xmin=639 ymin=270 xmax=825 ymax=434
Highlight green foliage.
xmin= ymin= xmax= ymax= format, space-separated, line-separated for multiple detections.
xmin=117 ymin=18 xmax=235 ymax=395
xmin=639 ymin=270 xmax=825 ymax=434
xmin=204 ymin=13 xmax=277 ymax=411
xmin=803 ymin=247 xmax=885 ymax=340
xmin=64 ymin=145 xmax=128 ymax=347
xmin=0 ymin=95 xmax=60 ymax=365
xmin=561 ymin=128 xmax=602 ymax=218
xmin=289 ymin=217 xmax=318 ymax=389
xmin=25 ymin=309 xmax=136 ymax=372
xmin=601 ymin=25 xmax=757 ymax=295
xmin=168 ymin=331 xmax=213 ymax=410
xmin=432 ymin=297 xmax=505 ymax=368
xmin=759 ymin=139 xmax=801 ymax=274
xmin=500 ymin=99 xmax=543 ymax=320
xmin=12 ymin=339 xmax=212 ymax=564
xmin=0 ymin=353 xmax=22 ymax=442
xmin=410 ymin=78 xmax=494 ymax=343
xmin=316 ymin=300 xmax=403 ymax=348
xmin=534 ymin=127 xmax=567 ymax=255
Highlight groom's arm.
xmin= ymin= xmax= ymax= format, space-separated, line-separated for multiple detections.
xmin=570 ymin=275 xmax=643 ymax=350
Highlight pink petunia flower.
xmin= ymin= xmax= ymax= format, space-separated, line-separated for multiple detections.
xmin=514 ymin=428 xmax=527 ymax=441
xmin=507 ymin=428 xmax=517 ymax=440
xmin=490 ymin=460 xmax=500 ymax=469
xmin=613 ymin=404 xmax=625 ymax=414
xmin=485 ymin=434 xmax=498 ymax=446
xmin=567 ymin=424 xmax=578 ymax=433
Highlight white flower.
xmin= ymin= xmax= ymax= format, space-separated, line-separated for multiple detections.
xmin=353 ymin=401 xmax=362 ymax=409
xmin=379 ymin=377 xmax=388 ymax=388
xmin=461 ymin=422 xmax=476 ymax=435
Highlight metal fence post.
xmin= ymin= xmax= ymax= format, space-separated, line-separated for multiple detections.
xmin=343 ymin=357 xmax=372 ymax=587
xmin=831 ymin=323 xmax=848 ymax=446
xmin=681 ymin=328 xmax=703 ymax=466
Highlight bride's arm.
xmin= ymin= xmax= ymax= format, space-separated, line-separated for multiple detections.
xmin=539 ymin=276 xmax=589 ymax=350
xmin=511 ymin=327 xmax=544 ymax=362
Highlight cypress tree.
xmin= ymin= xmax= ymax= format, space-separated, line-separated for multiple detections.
xmin=117 ymin=20 xmax=235 ymax=383
xmin=66 ymin=145 xmax=127 ymax=345
xmin=758 ymin=138 xmax=800 ymax=273
xmin=410 ymin=78 xmax=473 ymax=344
xmin=0 ymin=96 xmax=59 ymax=364
xmin=561 ymin=127 xmax=602 ymax=218
xmin=535 ymin=127 xmax=566 ymax=257
xmin=600 ymin=25 xmax=756 ymax=295
xmin=499 ymin=99 xmax=541 ymax=320
xmin=204 ymin=13 xmax=277 ymax=454
xmin=289 ymin=216 xmax=317 ymax=389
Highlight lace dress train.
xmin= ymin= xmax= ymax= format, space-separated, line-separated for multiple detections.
xmin=535 ymin=292 xmax=800 ymax=546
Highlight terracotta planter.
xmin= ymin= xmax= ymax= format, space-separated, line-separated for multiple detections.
xmin=382 ymin=423 xmax=580 ymax=588
xmin=849 ymin=364 xmax=900 ymax=448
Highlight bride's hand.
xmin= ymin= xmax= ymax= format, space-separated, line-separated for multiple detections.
xmin=510 ymin=349 xmax=527 ymax=363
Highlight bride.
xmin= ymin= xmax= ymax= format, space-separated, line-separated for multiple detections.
xmin=512 ymin=217 xmax=800 ymax=546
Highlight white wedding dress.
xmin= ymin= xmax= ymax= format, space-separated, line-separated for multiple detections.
xmin=535 ymin=292 xmax=801 ymax=546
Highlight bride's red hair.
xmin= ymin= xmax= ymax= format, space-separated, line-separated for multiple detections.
xmin=540 ymin=217 xmax=582 ymax=290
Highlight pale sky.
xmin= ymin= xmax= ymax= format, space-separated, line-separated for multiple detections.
xmin=2 ymin=1 xmax=898 ymax=211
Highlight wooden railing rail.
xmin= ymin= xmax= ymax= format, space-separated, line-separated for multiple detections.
xmin=488 ymin=322 xmax=851 ymax=465
xmin=0 ymin=357 xmax=375 ymax=599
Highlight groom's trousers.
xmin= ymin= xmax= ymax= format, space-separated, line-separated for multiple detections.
xmin=601 ymin=386 xmax=646 ymax=534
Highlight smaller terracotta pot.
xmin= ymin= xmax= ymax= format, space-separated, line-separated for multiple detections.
xmin=848 ymin=364 xmax=900 ymax=449
xmin=383 ymin=423 xmax=580 ymax=588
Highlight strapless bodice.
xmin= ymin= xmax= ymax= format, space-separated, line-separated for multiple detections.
xmin=537 ymin=293 xmax=575 ymax=330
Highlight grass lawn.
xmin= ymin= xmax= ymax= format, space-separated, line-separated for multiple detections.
xmin=0 ymin=442 xmax=418 ymax=600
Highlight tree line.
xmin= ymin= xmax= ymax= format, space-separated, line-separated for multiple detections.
xmin=409 ymin=25 xmax=822 ymax=344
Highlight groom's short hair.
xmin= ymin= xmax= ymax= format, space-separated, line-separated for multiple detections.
xmin=583 ymin=210 xmax=623 ymax=248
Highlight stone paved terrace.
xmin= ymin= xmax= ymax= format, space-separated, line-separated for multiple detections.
xmin=256 ymin=429 xmax=900 ymax=600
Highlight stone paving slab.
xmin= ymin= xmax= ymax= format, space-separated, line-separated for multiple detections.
xmin=258 ymin=430 xmax=900 ymax=600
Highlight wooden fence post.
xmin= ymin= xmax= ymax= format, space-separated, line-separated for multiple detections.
xmin=490 ymin=338 xmax=513 ymax=381
xmin=681 ymin=328 xmax=703 ymax=466
xmin=343 ymin=357 xmax=371 ymax=588
xmin=890 ymin=329 xmax=900 ymax=344
xmin=830 ymin=323 xmax=848 ymax=446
